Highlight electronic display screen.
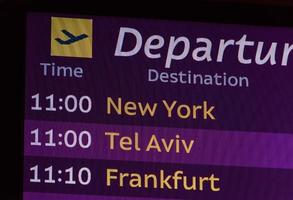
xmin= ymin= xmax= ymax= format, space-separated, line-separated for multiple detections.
xmin=24 ymin=13 xmax=293 ymax=199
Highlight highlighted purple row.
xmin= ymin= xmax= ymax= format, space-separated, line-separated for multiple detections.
xmin=24 ymin=120 xmax=293 ymax=169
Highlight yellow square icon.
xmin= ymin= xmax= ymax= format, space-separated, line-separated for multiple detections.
xmin=51 ymin=17 xmax=93 ymax=58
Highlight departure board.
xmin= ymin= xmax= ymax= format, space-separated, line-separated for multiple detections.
xmin=24 ymin=13 xmax=293 ymax=199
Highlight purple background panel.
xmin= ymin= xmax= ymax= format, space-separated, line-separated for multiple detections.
xmin=25 ymin=13 xmax=293 ymax=200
